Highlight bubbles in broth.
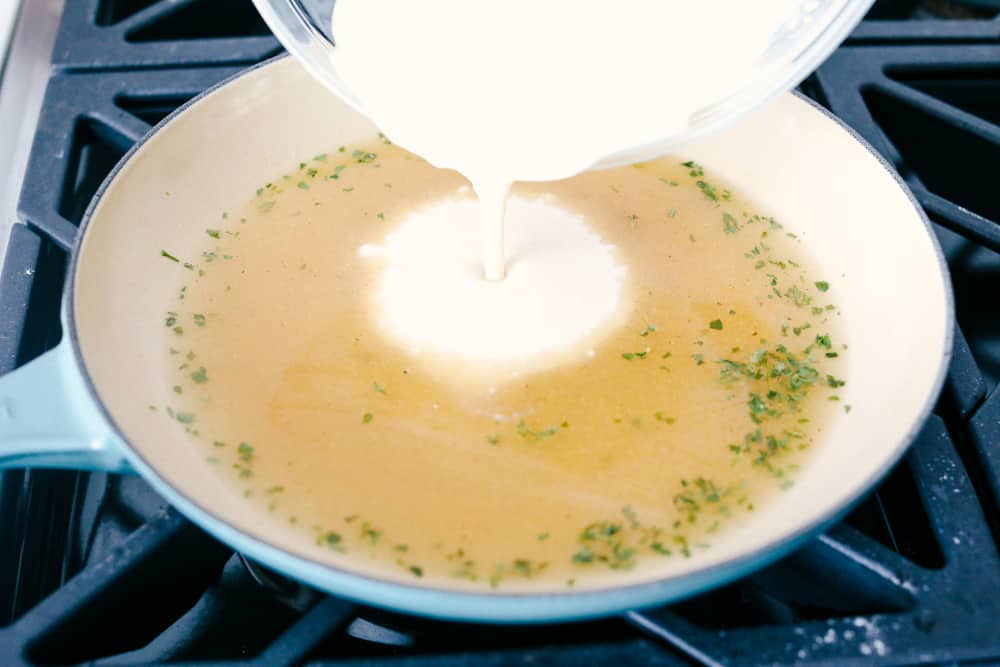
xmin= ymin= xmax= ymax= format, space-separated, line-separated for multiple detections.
xmin=157 ymin=141 xmax=846 ymax=591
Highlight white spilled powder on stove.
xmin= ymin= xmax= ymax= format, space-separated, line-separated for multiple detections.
xmin=358 ymin=195 xmax=626 ymax=373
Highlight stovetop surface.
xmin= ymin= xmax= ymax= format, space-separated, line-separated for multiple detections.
xmin=1 ymin=1 xmax=999 ymax=665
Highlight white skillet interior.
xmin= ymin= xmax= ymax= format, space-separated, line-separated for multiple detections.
xmin=73 ymin=57 xmax=950 ymax=594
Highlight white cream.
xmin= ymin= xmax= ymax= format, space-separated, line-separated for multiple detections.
xmin=358 ymin=195 xmax=626 ymax=375
xmin=333 ymin=0 xmax=793 ymax=364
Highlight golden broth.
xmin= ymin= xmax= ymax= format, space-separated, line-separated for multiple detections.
xmin=158 ymin=142 xmax=845 ymax=590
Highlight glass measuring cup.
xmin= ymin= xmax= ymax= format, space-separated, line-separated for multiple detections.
xmin=250 ymin=0 xmax=875 ymax=169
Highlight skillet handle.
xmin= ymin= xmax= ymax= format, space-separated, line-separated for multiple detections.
xmin=0 ymin=341 xmax=131 ymax=472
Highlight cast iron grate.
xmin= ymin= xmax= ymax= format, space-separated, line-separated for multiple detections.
xmin=52 ymin=0 xmax=281 ymax=71
xmin=1 ymin=1 xmax=999 ymax=665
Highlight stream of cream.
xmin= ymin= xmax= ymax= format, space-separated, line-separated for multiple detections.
xmin=332 ymin=0 xmax=795 ymax=364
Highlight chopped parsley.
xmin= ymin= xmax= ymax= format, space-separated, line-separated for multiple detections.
xmin=826 ymin=374 xmax=846 ymax=388
xmin=517 ymin=418 xmax=559 ymax=440
xmin=682 ymin=160 xmax=704 ymax=177
xmin=722 ymin=213 xmax=740 ymax=234
xmin=815 ymin=281 xmax=830 ymax=292
xmin=362 ymin=412 xmax=374 ymax=424
xmin=785 ymin=286 xmax=812 ymax=307
xmin=709 ymin=319 xmax=723 ymax=330
xmin=205 ymin=229 xmax=220 ymax=239
xmin=161 ymin=250 xmax=179 ymax=262
xmin=237 ymin=442 xmax=254 ymax=461
xmin=654 ymin=411 xmax=676 ymax=424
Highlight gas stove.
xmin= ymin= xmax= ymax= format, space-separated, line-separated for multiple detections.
xmin=0 ymin=1 xmax=998 ymax=665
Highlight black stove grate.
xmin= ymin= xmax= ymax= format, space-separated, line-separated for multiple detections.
xmin=1 ymin=1 xmax=999 ymax=665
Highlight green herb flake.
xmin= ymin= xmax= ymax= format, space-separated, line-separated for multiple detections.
xmin=815 ymin=281 xmax=830 ymax=292
xmin=826 ymin=375 xmax=846 ymax=388
xmin=681 ymin=160 xmax=704 ymax=178
xmin=161 ymin=250 xmax=180 ymax=262
xmin=654 ymin=411 xmax=676 ymax=424
xmin=517 ymin=418 xmax=559 ymax=440
xmin=709 ymin=319 xmax=723 ymax=330
xmin=175 ymin=411 xmax=195 ymax=425
xmin=722 ymin=213 xmax=740 ymax=234
xmin=360 ymin=521 xmax=382 ymax=543
xmin=190 ymin=367 xmax=208 ymax=384
xmin=362 ymin=412 xmax=374 ymax=424
xmin=206 ymin=229 xmax=220 ymax=239
xmin=193 ymin=313 xmax=206 ymax=327
xmin=639 ymin=324 xmax=656 ymax=337
xmin=409 ymin=566 xmax=424 ymax=578
xmin=692 ymin=353 xmax=705 ymax=366
xmin=372 ymin=382 xmax=388 ymax=395
xmin=376 ymin=212 xmax=385 ymax=221
xmin=785 ymin=285 xmax=812 ymax=307
xmin=237 ymin=442 xmax=254 ymax=461
xmin=297 ymin=181 xmax=310 ymax=190
xmin=486 ymin=433 xmax=501 ymax=445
